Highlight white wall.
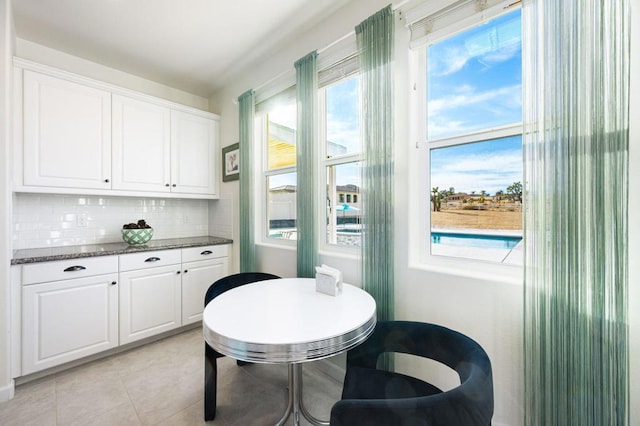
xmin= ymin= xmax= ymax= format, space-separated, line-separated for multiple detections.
xmin=16 ymin=39 xmax=210 ymax=111
xmin=212 ymin=0 xmax=640 ymax=424
xmin=0 ymin=0 xmax=14 ymax=402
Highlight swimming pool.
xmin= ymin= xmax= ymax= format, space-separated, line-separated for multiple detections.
xmin=431 ymin=232 xmax=522 ymax=249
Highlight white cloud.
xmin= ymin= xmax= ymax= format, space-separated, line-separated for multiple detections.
xmin=327 ymin=114 xmax=360 ymax=154
xmin=481 ymin=42 xmax=521 ymax=65
xmin=431 ymin=151 xmax=522 ymax=194
xmin=431 ymin=46 xmax=471 ymax=76
xmin=429 ymin=84 xmax=521 ymax=117
xmin=431 ymin=31 xmax=520 ymax=77
xmin=427 ymin=84 xmax=522 ymax=139
xmin=269 ymin=104 xmax=296 ymax=130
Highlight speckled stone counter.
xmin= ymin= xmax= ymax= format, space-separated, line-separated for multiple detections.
xmin=11 ymin=236 xmax=233 ymax=265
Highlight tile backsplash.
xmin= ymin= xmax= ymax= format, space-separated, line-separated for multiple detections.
xmin=13 ymin=194 xmax=210 ymax=250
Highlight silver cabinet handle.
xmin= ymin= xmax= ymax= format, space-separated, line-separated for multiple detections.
xmin=145 ymin=257 xmax=161 ymax=262
xmin=201 ymin=250 xmax=213 ymax=256
xmin=64 ymin=265 xmax=86 ymax=272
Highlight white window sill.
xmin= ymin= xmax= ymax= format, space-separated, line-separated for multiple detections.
xmin=408 ymin=258 xmax=524 ymax=286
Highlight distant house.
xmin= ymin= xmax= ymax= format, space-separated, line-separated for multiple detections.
xmin=269 ymin=185 xmax=297 ymax=222
xmin=447 ymin=192 xmax=468 ymax=202
xmin=337 ymin=184 xmax=360 ymax=206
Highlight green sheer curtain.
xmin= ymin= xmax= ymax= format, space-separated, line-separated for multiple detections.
xmin=522 ymin=1 xmax=630 ymax=424
xmin=238 ymin=89 xmax=256 ymax=272
xmin=294 ymin=51 xmax=318 ymax=278
xmin=356 ymin=6 xmax=395 ymax=328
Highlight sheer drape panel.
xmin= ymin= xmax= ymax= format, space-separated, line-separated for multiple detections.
xmin=523 ymin=0 xmax=630 ymax=424
xmin=294 ymin=52 xmax=319 ymax=278
xmin=238 ymin=90 xmax=256 ymax=272
xmin=356 ymin=5 xmax=395 ymax=329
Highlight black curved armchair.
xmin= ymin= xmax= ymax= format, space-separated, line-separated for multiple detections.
xmin=204 ymin=272 xmax=280 ymax=421
xmin=330 ymin=321 xmax=493 ymax=426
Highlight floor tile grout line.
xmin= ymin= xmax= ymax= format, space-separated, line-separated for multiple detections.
xmin=121 ymin=375 xmax=144 ymax=426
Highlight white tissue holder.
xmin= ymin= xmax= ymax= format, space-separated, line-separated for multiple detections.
xmin=315 ymin=265 xmax=343 ymax=296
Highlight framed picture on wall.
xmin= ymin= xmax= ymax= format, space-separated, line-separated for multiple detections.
xmin=222 ymin=143 xmax=239 ymax=182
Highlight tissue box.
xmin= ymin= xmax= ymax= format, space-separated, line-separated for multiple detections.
xmin=315 ymin=264 xmax=343 ymax=296
xmin=316 ymin=273 xmax=340 ymax=296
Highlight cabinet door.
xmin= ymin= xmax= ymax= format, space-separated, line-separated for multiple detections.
xmin=182 ymin=257 xmax=229 ymax=325
xmin=22 ymin=273 xmax=119 ymax=375
xmin=23 ymin=70 xmax=112 ymax=189
xmin=112 ymin=95 xmax=171 ymax=192
xmin=170 ymin=110 xmax=218 ymax=195
xmin=119 ymin=265 xmax=182 ymax=344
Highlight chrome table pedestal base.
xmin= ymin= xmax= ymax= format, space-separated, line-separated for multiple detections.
xmin=276 ymin=364 xmax=329 ymax=426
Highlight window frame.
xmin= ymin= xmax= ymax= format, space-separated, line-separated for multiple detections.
xmin=410 ymin=5 xmax=525 ymax=278
xmin=255 ymin=98 xmax=298 ymax=248
xmin=318 ymin=75 xmax=363 ymax=255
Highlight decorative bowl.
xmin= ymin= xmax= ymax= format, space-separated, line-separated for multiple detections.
xmin=121 ymin=228 xmax=154 ymax=245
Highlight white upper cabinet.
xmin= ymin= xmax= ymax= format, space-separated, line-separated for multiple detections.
xmin=112 ymin=94 xmax=172 ymax=192
xmin=15 ymin=60 xmax=220 ymax=199
xmin=171 ymin=110 xmax=218 ymax=195
xmin=23 ymin=70 xmax=112 ymax=190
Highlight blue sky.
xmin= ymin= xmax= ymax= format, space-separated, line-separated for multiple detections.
xmin=327 ymin=76 xmax=360 ymax=157
xmin=427 ymin=9 xmax=522 ymax=195
xmin=326 ymin=76 xmax=361 ymax=188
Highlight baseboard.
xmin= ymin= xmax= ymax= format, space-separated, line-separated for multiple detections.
xmin=0 ymin=379 xmax=15 ymax=402
xmin=313 ymin=354 xmax=346 ymax=383
xmin=15 ymin=323 xmax=200 ymax=386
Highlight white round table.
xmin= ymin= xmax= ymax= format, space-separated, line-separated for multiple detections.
xmin=203 ymin=278 xmax=376 ymax=426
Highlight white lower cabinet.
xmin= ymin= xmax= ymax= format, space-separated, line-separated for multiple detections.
xmin=21 ymin=257 xmax=119 ymax=375
xmin=18 ymin=244 xmax=230 ymax=375
xmin=118 ymin=251 xmax=182 ymax=345
xmin=181 ymin=245 xmax=229 ymax=325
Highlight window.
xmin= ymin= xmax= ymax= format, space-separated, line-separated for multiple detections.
xmin=423 ymin=8 xmax=523 ymax=264
xmin=260 ymin=100 xmax=297 ymax=241
xmin=255 ymin=49 xmax=361 ymax=251
xmin=321 ymin=75 xmax=362 ymax=248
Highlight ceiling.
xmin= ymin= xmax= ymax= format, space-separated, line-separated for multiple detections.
xmin=12 ymin=0 xmax=350 ymax=98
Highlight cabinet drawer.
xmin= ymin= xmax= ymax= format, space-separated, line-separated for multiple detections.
xmin=182 ymin=245 xmax=228 ymax=263
xmin=22 ymin=256 xmax=118 ymax=285
xmin=119 ymin=249 xmax=181 ymax=272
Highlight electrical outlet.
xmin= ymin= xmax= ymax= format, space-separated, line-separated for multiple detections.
xmin=77 ymin=213 xmax=88 ymax=227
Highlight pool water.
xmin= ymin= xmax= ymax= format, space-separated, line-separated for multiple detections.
xmin=431 ymin=232 xmax=522 ymax=249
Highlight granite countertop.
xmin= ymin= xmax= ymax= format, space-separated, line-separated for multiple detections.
xmin=11 ymin=236 xmax=233 ymax=265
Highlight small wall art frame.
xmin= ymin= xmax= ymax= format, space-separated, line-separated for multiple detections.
xmin=222 ymin=143 xmax=239 ymax=182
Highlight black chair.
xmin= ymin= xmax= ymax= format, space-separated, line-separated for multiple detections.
xmin=204 ymin=272 xmax=280 ymax=421
xmin=330 ymin=321 xmax=493 ymax=426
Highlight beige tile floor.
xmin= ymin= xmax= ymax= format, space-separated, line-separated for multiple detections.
xmin=0 ymin=328 xmax=343 ymax=426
